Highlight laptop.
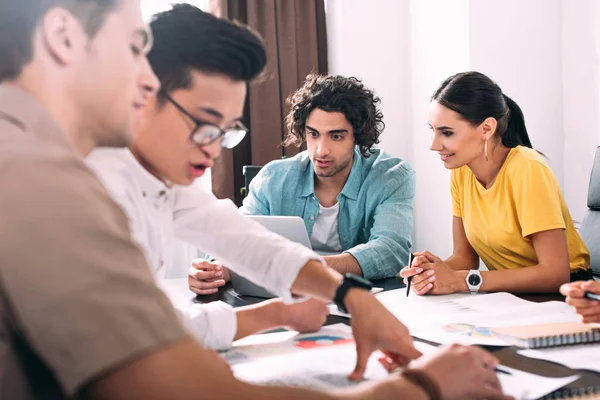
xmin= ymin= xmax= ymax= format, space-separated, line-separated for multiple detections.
xmin=230 ymin=215 xmax=312 ymax=298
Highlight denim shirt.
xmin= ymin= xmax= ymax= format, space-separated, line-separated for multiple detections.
xmin=240 ymin=147 xmax=415 ymax=279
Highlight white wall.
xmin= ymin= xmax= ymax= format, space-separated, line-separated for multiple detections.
xmin=470 ymin=0 xmax=564 ymax=184
xmin=409 ymin=0 xmax=470 ymax=256
xmin=326 ymin=0 xmax=600 ymax=254
xmin=327 ymin=0 xmax=412 ymax=159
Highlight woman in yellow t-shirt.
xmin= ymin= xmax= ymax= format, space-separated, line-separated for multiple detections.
xmin=401 ymin=71 xmax=591 ymax=295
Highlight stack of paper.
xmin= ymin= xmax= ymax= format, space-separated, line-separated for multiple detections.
xmin=370 ymin=289 xmax=580 ymax=347
xmin=223 ymin=324 xmax=579 ymax=398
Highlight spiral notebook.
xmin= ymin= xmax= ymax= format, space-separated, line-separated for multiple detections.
xmin=492 ymin=322 xmax=600 ymax=349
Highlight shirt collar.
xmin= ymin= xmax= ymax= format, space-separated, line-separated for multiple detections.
xmin=0 ymin=84 xmax=74 ymax=153
xmin=122 ymin=148 xmax=170 ymax=199
xmin=300 ymin=146 xmax=364 ymax=200
xmin=300 ymin=161 xmax=316 ymax=197
xmin=340 ymin=148 xmax=364 ymax=200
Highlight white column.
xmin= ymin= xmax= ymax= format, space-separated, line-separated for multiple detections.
xmin=409 ymin=0 xmax=470 ymax=256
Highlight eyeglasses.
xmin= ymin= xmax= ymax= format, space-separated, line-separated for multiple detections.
xmin=162 ymin=92 xmax=248 ymax=149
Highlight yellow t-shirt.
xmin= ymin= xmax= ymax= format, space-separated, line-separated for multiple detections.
xmin=451 ymin=146 xmax=589 ymax=272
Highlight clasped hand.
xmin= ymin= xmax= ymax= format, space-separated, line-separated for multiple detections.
xmin=399 ymin=251 xmax=464 ymax=295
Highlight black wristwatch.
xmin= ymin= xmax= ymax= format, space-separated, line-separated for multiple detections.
xmin=334 ymin=273 xmax=373 ymax=314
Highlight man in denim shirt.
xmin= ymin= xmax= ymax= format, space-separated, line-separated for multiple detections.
xmin=241 ymin=74 xmax=415 ymax=279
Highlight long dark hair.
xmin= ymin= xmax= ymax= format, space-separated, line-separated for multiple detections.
xmin=431 ymin=71 xmax=532 ymax=149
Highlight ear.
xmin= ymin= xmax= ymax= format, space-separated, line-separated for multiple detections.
xmin=480 ymin=117 xmax=497 ymax=141
xmin=39 ymin=8 xmax=87 ymax=66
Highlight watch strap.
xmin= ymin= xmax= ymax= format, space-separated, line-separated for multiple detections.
xmin=334 ymin=273 xmax=372 ymax=314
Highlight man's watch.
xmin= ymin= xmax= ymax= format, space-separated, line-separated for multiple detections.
xmin=466 ymin=270 xmax=482 ymax=294
xmin=334 ymin=273 xmax=373 ymax=314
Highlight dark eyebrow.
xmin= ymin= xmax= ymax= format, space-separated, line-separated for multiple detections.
xmin=197 ymin=106 xmax=243 ymax=124
xmin=306 ymin=125 xmax=348 ymax=135
xmin=434 ymin=125 xmax=454 ymax=131
xmin=197 ymin=106 xmax=224 ymax=120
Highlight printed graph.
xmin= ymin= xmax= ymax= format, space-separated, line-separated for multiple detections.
xmin=443 ymin=323 xmax=495 ymax=338
xmin=294 ymin=335 xmax=354 ymax=349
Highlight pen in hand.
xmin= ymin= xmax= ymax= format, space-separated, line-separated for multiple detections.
xmin=584 ymin=291 xmax=600 ymax=302
xmin=406 ymin=253 xmax=415 ymax=297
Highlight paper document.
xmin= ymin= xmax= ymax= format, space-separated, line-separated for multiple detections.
xmin=497 ymin=366 xmax=579 ymax=400
xmin=374 ymin=289 xmax=580 ymax=346
xmin=224 ymin=324 xmax=578 ymax=397
xmin=222 ymin=324 xmax=354 ymax=366
xmin=224 ymin=324 xmax=387 ymax=389
xmin=518 ymin=343 xmax=600 ymax=373
xmin=405 ymin=341 xmax=578 ymax=399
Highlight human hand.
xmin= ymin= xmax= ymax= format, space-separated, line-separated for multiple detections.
xmin=345 ymin=289 xmax=422 ymax=380
xmin=283 ymin=297 xmax=329 ymax=333
xmin=187 ymin=258 xmax=230 ymax=295
xmin=561 ymin=280 xmax=600 ymax=323
xmin=415 ymin=262 xmax=467 ymax=295
xmin=400 ymin=251 xmax=463 ymax=295
xmin=410 ymin=344 xmax=512 ymax=400
xmin=378 ymin=344 xmax=512 ymax=400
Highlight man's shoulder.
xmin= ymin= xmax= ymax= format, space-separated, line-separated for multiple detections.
xmin=0 ymin=149 xmax=122 ymax=228
xmin=86 ymin=148 xmax=140 ymax=199
xmin=364 ymin=149 xmax=415 ymax=183
xmin=258 ymin=151 xmax=310 ymax=180
xmin=0 ymin=145 xmax=94 ymax=188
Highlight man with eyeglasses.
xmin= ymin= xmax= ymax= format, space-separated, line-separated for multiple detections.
xmin=86 ymin=5 xmax=333 ymax=350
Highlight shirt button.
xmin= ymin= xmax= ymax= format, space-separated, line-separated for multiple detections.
xmin=312 ymin=197 xmax=316 ymax=201
xmin=310 ymin=216 xmax=315 ymax=221
xmin=159 ymin=259 xmax=164 ymax=266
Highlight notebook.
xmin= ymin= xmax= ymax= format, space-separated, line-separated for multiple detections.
xmin=492 ymin=322 xmax=600 ymax=349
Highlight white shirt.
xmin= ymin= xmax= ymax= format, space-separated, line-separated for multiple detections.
xmin=86 ymin=148 xmax=322 ymax=350
xmin=310 ymin=202 xmax=343 ymax=255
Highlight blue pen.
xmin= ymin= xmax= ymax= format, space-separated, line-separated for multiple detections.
xmin=406 ymin=253 xmax=415 ymax=297
xmin=584 ymin=291 xmax=600 ymax=301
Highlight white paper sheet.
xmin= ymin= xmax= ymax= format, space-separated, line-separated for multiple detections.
xmin=497 ymin=366 xmax=579 ymax=400
xmin=221 ymin=324 xmax=353 ymax=365
xmin=519 ymin=343 xmax=600 ymax=373
xmin=227 ymin=324 xmax=387 ymax=389
xmin=226 ymin=326 xmax=578 ymax=398
xmin=373 ymin=289 xmax=580 ymax=346
xmin=408 ymin=342 xmax=579 ymax=399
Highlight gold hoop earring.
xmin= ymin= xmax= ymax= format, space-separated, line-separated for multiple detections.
xmin=484 ymin=139 xmax=489 ymax=162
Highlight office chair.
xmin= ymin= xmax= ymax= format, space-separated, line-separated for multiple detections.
xmin=240 ymin=165 xmax=262 ymax=199
xmin=579 ymin=147 xmax=600 ymax=278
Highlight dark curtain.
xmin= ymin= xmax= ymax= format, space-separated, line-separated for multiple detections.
xmin=211 ymin=0 xmax=328 ymax=205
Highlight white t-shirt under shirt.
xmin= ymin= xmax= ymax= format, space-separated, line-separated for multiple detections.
xmin=310 ymin=202 xmax=343 ymax=255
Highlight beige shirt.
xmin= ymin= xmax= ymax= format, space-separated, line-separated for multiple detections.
xmin=0 ymin=85 xmax=189 ymax=399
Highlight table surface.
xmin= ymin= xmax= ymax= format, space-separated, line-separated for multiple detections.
xmin=162 ymin=277 xmax=600 ymax=399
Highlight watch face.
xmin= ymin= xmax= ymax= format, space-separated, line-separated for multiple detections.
xmin=468 ymin=273 xmax=481 ymax=286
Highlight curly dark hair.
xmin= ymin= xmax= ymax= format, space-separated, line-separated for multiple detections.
xmin=284 ymin=74 xmax=384 ymax=157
